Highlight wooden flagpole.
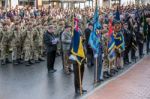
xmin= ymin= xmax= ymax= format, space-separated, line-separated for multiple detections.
xmin=94 ymin=0 xmax=98 ymax=85
xmin=95 ymin=57 xmax=98 ymax=84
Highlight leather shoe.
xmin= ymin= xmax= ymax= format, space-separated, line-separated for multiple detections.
xmin=48 ymin=69 xmax=57 ymax=73
xmin=35 ymin=60 xmax=40 ymax=63
xmin=75 ymin=89 xmax=87 ymax=94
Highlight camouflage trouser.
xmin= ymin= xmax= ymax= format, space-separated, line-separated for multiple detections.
xmin=115 ymin=52 xmax=124 ymax=68
xmin=24 ymin=46 xmax=32 ymax=61
xmin=11 ymin=46 xmax=17 ymax=61
xmin=103 ymin=56 xmax=109 ymax=72
xmin=63 ymin=50 xmax=71 ymax=73
xmin=0 ymin=44 xmax=9 ymax=61
xmin=57 ymin=41 xmax=61 ymax=55
xmin=33 ymin=45 xmax=43 ymax=61
xmin=11 ymin=45 xmax=21 ymax=61
xmin=108 ymin=60 xmax=115 ymax=73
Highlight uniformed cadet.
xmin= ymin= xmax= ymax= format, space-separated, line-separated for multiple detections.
xmin=147 ymin=18 xmax=150 ymax=54
xmin=127 ymin=15 xmax=138 ymax=60
xmin=84 ymin=23 xmax=94 ymax=67
xmin=32 ymin=23 xmax=40 ymax=63
xmin=33 ymin=23 xmax=45 ymax=63
xmin=123 ymin=22 xmax=132 ymax=65
xmin=0 ymin=24 xmax=3 ymax=64
xmin=23 ymin=22 xmax=34 ymax=66
xmin=101 ymin=23 xmax=111 ymax=78
xmin=61 ymin=24 xmax=72 ymax=74
xmin=113 ymin=20 xmax=125 ymax=70
xmin=37 ymin=24 xmax=45 ymax=61
xmin=11 ymin=22 xmax=22 ymax=65
xmin=1 ymin=23 xmax=11 ymax=65
xmin=138 ymin=25 xmax=145 ymax=58
xmin=72 ymin=28 xmax=87 ymax=95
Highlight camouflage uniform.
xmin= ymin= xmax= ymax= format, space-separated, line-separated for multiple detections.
xmin=33 ymin=25 xmax=44 ymax=63
xmin=1 ymin=26 xmax=11 ymax=64
xmin=10 ymin=24 xmax=22 ymax=64
xmin=23 ymin=24 xmax=34 ymax=66
xmin=0 ymin=28 xmax=3 ymax=61
xmin=61 ymin=29 xmax=72 ymax=74
xmin=56 ymin=23 xmax=64 ymax=55
xmin=102 ymin=33 xmax=109 ymax=72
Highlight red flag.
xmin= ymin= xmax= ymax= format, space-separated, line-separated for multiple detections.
xmin=108 ymin=19 xmax=113 ymax=37
xmin=74 ymin=18 xmax=79 ymax=31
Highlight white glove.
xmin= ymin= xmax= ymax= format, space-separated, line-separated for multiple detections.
xmin=52 ymin=39 xmax=57 ymax=44
xmin=94 ymin=54 xmax=98 ymax=58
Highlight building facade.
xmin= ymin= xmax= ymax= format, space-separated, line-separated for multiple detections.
xmin=0 ymin=0 xmax=149 ymax=9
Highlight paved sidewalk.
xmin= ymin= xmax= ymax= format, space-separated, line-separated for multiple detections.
xmin=87 ymin=55 xmax=150 ymax=99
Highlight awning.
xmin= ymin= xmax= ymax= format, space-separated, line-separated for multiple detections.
xmin=42 ymin=0 xmax=87 ymax=3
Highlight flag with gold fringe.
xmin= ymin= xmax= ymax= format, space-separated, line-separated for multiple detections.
xmin=69 ymin=17 xmax=85 ymax=65
xmin=107 ymin=20 xmax=116 ymax=61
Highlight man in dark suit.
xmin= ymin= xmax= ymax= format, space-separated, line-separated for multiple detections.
xmin=147 ymin=19 xmax=150 ymax=54
xmin=84 ymin=23 xmax=94 ymax=67
xmin=43 ymin=25 xmax=58 ymax=73
xmin=123 ymin=23 xmax=132 ymax=65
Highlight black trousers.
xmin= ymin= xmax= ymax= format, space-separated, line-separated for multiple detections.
xmin=138 ymin=43 xmax=144 ymax=57
xmin=73 ymin=62 xmax=84 ymax=91
xmin=147 ymin=35 xmax=150 ymax=53
xmin=124 ymin=46 xmax=131 ymax=63
xmin=131 ymin=48 xmax=136 ymax=59
xmin=86 ymin=47 xmax=94 ymax=66
xmin=47 ymin=50 xmax=56 ymax=71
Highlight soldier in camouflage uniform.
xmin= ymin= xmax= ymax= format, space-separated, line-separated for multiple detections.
xmin=10 ymin=22 xmax=22 ymax=65
xmin=33 ymin=23 xmax=45 ymax=63
xmin=101 ymin=23 xmax=111 ymax=78
xmin=23 ymin=22 xmax=34 ymax=66
xmin=56 ymin=20 xmax=64 ymax=56
xmin=1 ymin=24 xmax=11 ymax=65
xmin=61 ymin=25 xmax=72 ymax=74
xmin=0 ymin=24 xmax=3 ymax=64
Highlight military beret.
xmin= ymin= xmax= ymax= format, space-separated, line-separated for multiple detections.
xmin=112 ymin=19 xmax=121 ymax=26
xmin=65 ymin=24 xmax=72 ymax=29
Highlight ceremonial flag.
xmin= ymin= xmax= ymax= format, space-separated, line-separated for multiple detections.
xmin=89 ymin=2 xmax=103 ymax=82
xmin=107 ymin=21 xmax=116 ymax=61
xmin=115 ymin=6 xmax=120 ymax=21
xmin=69 ymin=18 xmax=85 ymax=65
xmin=108 ymin=35 xmax=116 ymax=61
xmin=88 ymin=4 xmax=101 ymax=56
xmin=108 ymin=19 xmax=113 ymax=37
xmin=135 ymin=9 xmax=140 ymax=19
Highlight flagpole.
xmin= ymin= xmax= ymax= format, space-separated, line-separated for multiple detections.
xmin=94 ymin=0 xmax=98 ymax=84
xmin=95 ymin=57 xmax=98 ymax=83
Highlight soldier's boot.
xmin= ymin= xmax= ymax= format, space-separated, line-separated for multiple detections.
xmin=17 ymin=58 xmax=24 ymax=64
xmin=29 ymin=60 xmax=34 ymax=64
xmin=103 ymin=71 xmax=110 ymax=79
xmin=1 ymin=60 xmax=6 ymax=65
xmin=64 ymin=67 xmax=71 ymax=75
xmin=68 ymin=67 xmax=74 ymax=73
xmin=25 ymin=61 xmax=31 ymax=66
xmin=106 ymin=71 xmax=113 ymax=77
xmin=35 ymin=59 xmax=40 ymax=63
xmin=6 ymin=58 xmax=12 ymax=64
xmin=38 ymin=57 xmax=45 ymax=61
xmin=13 ymin=60 xmax=19 ymax=65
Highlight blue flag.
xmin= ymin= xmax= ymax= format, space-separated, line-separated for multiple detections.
xmin=89 ymin=5 xmax=101 ymax=56
xmin=115 ymin=7 xmax=120 ymax=21
xmin=108 ymin=34 xmax=116 ymax=61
